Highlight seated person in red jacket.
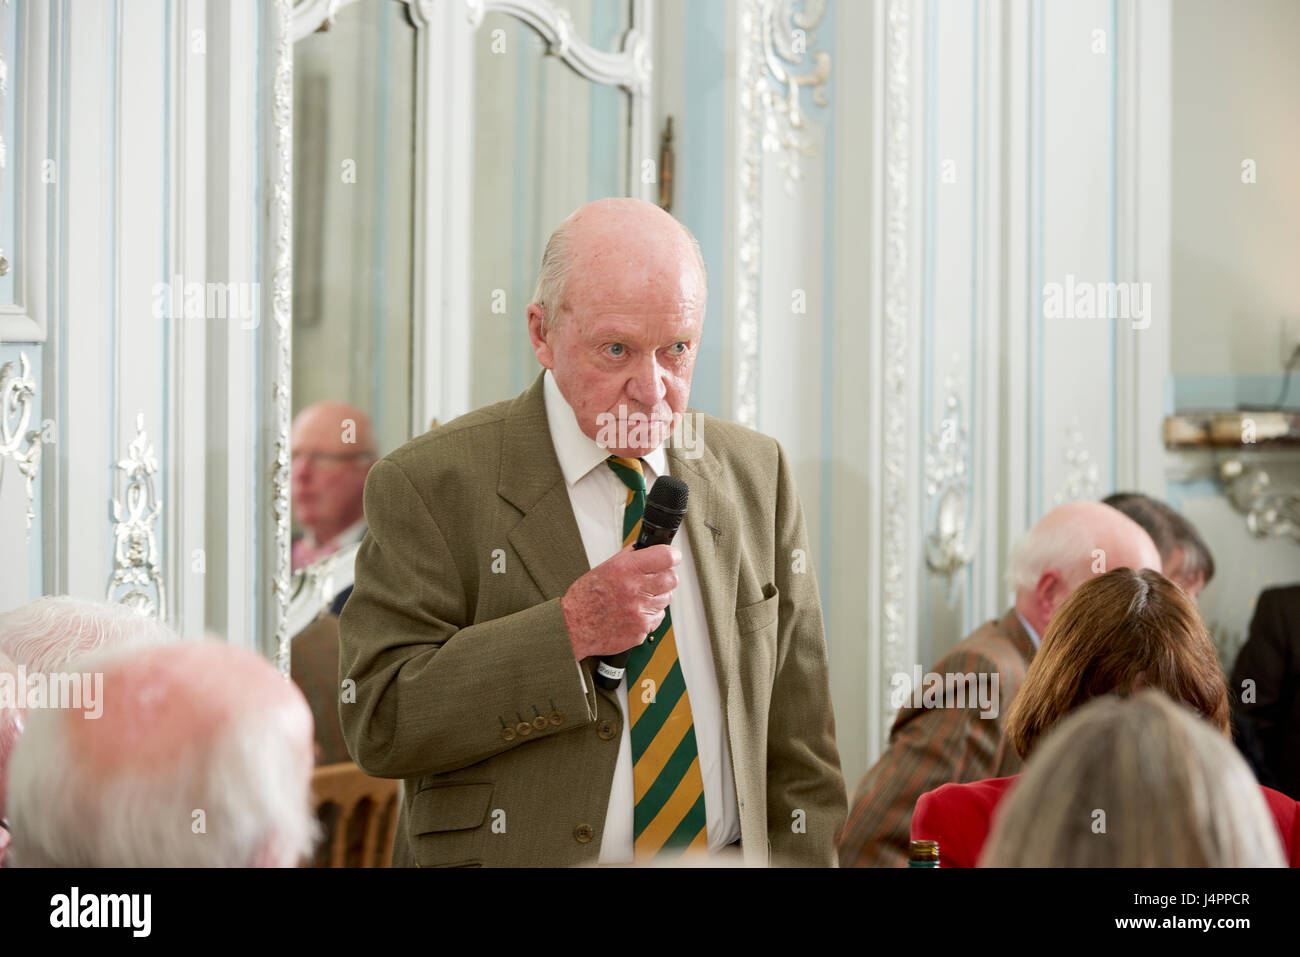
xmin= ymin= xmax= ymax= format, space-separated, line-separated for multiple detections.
xmin=912 ymin=567 xmax=1300 ymax=867
xmin=979 ymin=690 xmax=1284 ymax=867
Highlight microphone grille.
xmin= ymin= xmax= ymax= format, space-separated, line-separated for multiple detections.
xmin=646 ymin=475 xmax=689 ymax=512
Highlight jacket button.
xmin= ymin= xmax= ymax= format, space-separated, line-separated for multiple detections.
xmin=531 ymin=715 xmax=549 ymax=731
xmin=574 ymin=824 xmax=594 ymax=844
xmin=500 ymin=727 xmax=516 ymax=742
xmin=548 ymin=711 xmax=564 ymax=726
xmin=516 ymin=721 xmax=532 ymax=737
xmin=596 ymin=719 xmax=618 ymax=740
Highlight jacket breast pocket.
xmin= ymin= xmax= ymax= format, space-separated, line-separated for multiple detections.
xmin=735 ymin=585 xmax=779 ymax=636
xmin=410 ymin=782 xmax=494 ymax=867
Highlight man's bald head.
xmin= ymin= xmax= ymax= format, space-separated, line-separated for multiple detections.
xmin=531 ymin=198 xmax=707 ymax=333
xmin=526 ymin=199 xmax=708 ymax=459
xmin=7 ymin=641 xmax=317 ymax=867
xmin=1007 ymin=501 xmax=1163 ymax=636
xmin=290 ymin=400 xmax=375 ymax=458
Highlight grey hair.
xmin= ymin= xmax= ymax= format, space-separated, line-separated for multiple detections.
xmin=530 ymin=213 xmax=708 ymax=331
xmin=979 ymin=690 xmax=1285 ymax=867
xmin=1004 ymin=516 xmax=1098 ymax=595
xmin=7 ymin=644 xmax=319 ymax=868
xmin=0 ymin=595 xmax=177 ymax=674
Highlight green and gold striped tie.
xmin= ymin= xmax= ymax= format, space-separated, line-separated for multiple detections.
xmin=605 ymin=455 xmax=708 ymax=860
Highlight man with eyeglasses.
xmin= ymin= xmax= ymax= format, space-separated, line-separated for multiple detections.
xmin=290 ymin=400 xmax=377 ymax=572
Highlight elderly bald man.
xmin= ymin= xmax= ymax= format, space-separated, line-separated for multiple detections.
xmin=340 ymin=197 xmax=847 ymax=867
xmin=837 ymin=501 xmax=1162 ymax=867
xmin=0 ymin=596 xmax=177 ymax=866
xmin=6 ymin=641 xmax=317 ymax=867
xmin=291 ymin=400 xmax=376 ymax=571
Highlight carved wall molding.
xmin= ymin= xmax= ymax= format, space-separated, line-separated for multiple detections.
xmin=733 ymin=0 xmax=833 ymax=429
xmin=1052 ymin=420 xmax=1101 ymax=504
xmin=759 ymin=0 xmax=831 ymax=192
xmin=879 ymin=0 xmax=912 ymax=741
xmin=1219 ymin=458 xmax=1300 ymax=545
xmin=924 ymin=370 xmax=974 ymax=578
xmin=293 ymin=0 xmax=651 ymax=94
xmin=107 ymin=413 xmax=166 ymax=619
xmin=0 ymin=352 xmax=42 ymax=537
xmin=268 ymin=0 xmax=295 ymax=676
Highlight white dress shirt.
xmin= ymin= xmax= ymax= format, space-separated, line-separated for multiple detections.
xmin=542 ymin=370 xmax=741 ymax=862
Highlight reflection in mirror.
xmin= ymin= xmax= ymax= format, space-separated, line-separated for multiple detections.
xmin=288 ymin=1 xmax=415 ymax=744
xmin=292 ymin=0 xmax=415 ymax=463
xmin=470 ymin=4 xmax=632 ymax=410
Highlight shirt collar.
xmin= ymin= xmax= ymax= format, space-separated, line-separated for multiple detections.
xmin=1015 ymin=610 xmax=1042 ymax=650
xmin=303 ymin=515 xmax=368 ymax=550
xmin=543 ymin=369 xmax=668 ymax=485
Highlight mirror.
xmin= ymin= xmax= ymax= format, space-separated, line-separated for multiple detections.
xmin=278 ymin=0 xmax=651 ymax=711
xmin=469 ymin=5 xmax=631 ymax=409
xmin=291 ymin=0 xmax=416 ymax=475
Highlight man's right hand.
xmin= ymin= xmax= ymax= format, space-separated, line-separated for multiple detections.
xmin=560 ymin=543 xmax=681 ymax=661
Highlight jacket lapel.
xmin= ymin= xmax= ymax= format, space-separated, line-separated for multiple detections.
xmin=498 ymin=374 xmax=592 ymax=603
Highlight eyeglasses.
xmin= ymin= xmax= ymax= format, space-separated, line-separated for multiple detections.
xmin=290 ymin=450 xmax=374 ymax=470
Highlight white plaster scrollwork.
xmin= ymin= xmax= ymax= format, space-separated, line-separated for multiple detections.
xmin=296 ymin=1 xmax=651 ymax=93
xmin=925 ymin=374 xmax=974 ymax=578
xmin=880 ymin=0 xmax=911 ymax=737
xmin=0 ymin=352 xmax=42 ymax=537
xmin=1219 ymin=458 xmax=1300 ymax=545
xmin=759 ymin=0 xmax=831 ymax=192
xmin=734 ymin=0 xmax=833 ymax=429
xmin=107 ymin=413 xmax=166 ymax=619
xmin=1053 ymin=422 xmax=1100 ymax=504
xmin=272 ymin=0 xmax=295 ymax=676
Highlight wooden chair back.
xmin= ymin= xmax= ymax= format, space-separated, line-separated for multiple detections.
xmin=309 ymin=761 xmax=400 ymax=868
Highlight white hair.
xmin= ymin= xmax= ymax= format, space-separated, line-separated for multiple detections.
xmin=1004 ymin=517 xmax=1098 ymax=595
xmin=7 ymin=652 xmax=318 ymax=868
xmin=530 ymin=213 xmax=708 ymax=331
xmin=0 ymin=595 xmax=176 ymax=673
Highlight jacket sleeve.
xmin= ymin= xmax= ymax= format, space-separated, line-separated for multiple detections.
xmin=764 ymin=440 xmax=849 ymax=866
xmin=1231 ymin=590 xmax=1291 ymax=784
xmin=837 ymin=647 xmax=1006 ymax=867
xmin=337 ymin=457 xmax=597 ymax=780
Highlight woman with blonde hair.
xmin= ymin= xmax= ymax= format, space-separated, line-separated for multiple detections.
xmin=979 ymin=689 xmax=1284 ymax=867
xmin=910 ymin=566 xmax=1300 ymax=866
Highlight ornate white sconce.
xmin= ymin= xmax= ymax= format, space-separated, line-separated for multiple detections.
xmin=107 ymin=413 xmax=166 ymax=619
xmin=0 ymin=352 xmax=42 ymax=537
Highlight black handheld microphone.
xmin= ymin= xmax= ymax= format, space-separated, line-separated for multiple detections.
xmin=594 ymin=475 xmax=690 ymax=691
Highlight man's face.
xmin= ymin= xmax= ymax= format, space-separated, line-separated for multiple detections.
xmin=290 ymin=412 xmax=372 ymax=534
xmin=530 ymin=257 xmax=705 ymax=458
xmin=1165 ymin=547 xmax=1206 ymax=602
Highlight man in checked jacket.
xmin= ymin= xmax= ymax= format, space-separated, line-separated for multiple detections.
xmin=837 ymin=501 xmax=1160 ymax=867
